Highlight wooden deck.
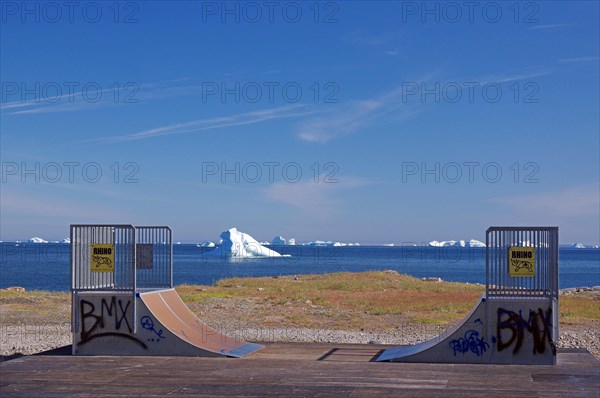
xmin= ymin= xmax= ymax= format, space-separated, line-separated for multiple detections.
xmin=1 ymin=343 xmax=598 ymax=397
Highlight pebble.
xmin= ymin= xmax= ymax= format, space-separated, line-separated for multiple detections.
xmin=2 ymin=287 xmax=25 ymax=292
xmin=1 ymin=324 xmax=597 ymax=360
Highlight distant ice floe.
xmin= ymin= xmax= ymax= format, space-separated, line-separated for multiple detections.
xmin=270 ymin=236 xmax=297 ymax=245
xmin=569 ymin=243 xmax=586 ymax=249
xmin=429 ymin=239 xmax=486 ymax=248
xmin=59 ymin=238 xmax=70 ymax=244
xmin=205 ymin=228 xmax=286 ymax=258
xmin=28 ymin=237 xmax=48 ymax=244
xmin=305 ymin=240 xmax=360 ymax=247
xmin=271 ymin=236 xmax=286 ymax=245
xmin=197 ymin=241 xmax=215 ymax=248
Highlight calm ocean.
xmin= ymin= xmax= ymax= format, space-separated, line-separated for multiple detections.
xmin=0 ymin=243 xmax=598 ymax=291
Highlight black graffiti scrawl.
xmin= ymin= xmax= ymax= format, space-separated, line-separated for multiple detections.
xmin=496 ymin=307 xmax=556 ymax=355
xmin=78 ymin=296 xmax=147 ymax=349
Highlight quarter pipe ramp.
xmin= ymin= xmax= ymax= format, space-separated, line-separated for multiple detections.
xmin=73 ymin=289 xmax=264 ymax=357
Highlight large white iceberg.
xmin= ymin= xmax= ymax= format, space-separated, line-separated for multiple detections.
xmin=28 ymin=237 xmax=48 ymax=243
xmin=205 ymin=228 xmax=285 ymax=258
xmin=429 ymin=239 xmax=485 ymax=248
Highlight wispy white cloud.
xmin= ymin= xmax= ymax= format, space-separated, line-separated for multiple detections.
xmin=558 ymin=56 xmax=600 ymax=64
xmin=1 ymin=85 xmax=133 ymax=114
xmin=352 ymin=32 xmax=392 ymax=47
xmin=296 ymin=100 xmax=386 ymax=143
xmin=87 ymin=104 xmax=321 ymax=144
xmin=295 ymin=63 xmax=556 ymax=144
xmin=0 ymin=190 xmax=130 ymax=219
xmin=295 ymin=83 xmax=425 ymax=143
xmin=263 ymin=176 xmax=371 ymax=218
xmin=0 ymin=78 xmax=200 ymax=115
xmin=488 ymin=184 xmax=600 ymax=218
xmin=530 ymin=24 xmax=574 ymax=30
xmin=349 ymin=31 xmax=407 ymax=57
xmin=475 ymin=69 xmax=553 ymax=84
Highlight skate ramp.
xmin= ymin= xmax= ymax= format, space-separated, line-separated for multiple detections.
xmin=140 ymin=289 xmax=263 ymax=357
xmin=376 ymin=295 xmax=556 ymax=364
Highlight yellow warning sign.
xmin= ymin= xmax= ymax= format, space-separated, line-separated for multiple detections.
xmin=91 ymin=244 xmax=115 ymax=272
xmin=508 ymin=246 xmax=535 ymax=277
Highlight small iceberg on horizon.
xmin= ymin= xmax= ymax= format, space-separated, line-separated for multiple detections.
xmin=197 ymin=241 xmax=216 ymax=248
xmin=305 ymin=240 xmax=360 ymax=247
xmin=429 ymin=239 xmax=486 ymax=248
xmin=28 ymin=237 xmax=48 ymax=244
xmin=270 ymin=236 xmax=297 ymax=245
xmin=204 ymin=228 xmax=287 ymax=258
xmin=272 ymin=236 xmax=286 ymax=245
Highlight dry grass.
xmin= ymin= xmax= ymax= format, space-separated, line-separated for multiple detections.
xmin=0 ymin=290 xmax=70 ymax=324
xmin=1 ymin=271 xmax=598 ymax=331
xmin=559 ymin=293 xmax=600 ymax=325
xmin=176 ymin=271 xmax=599 ymax=330
xmin=177 ymin=271 xmax=486 ymax=329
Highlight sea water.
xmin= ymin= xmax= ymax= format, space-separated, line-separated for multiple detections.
xmin=0 ymin=243 xmax=598 ymax=291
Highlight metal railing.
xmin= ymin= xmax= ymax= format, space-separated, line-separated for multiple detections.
xmin=70 ymin=224 xmax=136 ymax=291
xmin=70 ymin=224 xmax=173 ymax=334
xmin=135 ymin=226 xmax=173 ymax=290
xmin=486 ymin=226 xmax=559 ymax=299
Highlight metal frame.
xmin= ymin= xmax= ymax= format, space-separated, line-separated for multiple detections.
xmin=486 ymin=226 xmax=559 ymax=344
xmin=70 ymin=224 xmax=173 ymax=336
xmin=71 ymin=224 xmax=137 ymax=334
xmin=485 ymin=226 xmax=559 ymax=299
xmin=70 ymin=224 xmax=137 ymax=292
xmin=134 ymin=226 xmax=173 ymax=290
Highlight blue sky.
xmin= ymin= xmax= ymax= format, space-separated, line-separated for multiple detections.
xmin=1 ymin=1 xmax=598 ymax=244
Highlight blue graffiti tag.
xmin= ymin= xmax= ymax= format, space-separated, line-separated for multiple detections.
xmin=140 ymin=316 xmax=165 ymax=339
xmin=449 ymin=330 xmax=489 ymax=357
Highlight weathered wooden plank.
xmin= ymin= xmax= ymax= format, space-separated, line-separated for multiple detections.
xmin=0 ymin=344 xmax=598 ymax=398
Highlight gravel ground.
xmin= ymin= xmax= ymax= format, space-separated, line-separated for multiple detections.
xmin=1 ymin=286 xmax=597 ymax=360
xmin=1 ymin=321 xmax=598 ymax=360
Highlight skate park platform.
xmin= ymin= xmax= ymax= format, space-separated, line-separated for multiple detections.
xmin=2 ymin=225 xmax=599 ymax=396
xmin=69 ymin=225 xmax=561 ymax=364
xmin=1 ymin=343 xmax=599 ymax=397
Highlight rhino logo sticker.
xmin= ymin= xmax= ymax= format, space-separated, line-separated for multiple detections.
xmin=508 ymin=247 xmax=535 ymax=277
xmin=91 ymin=244 xmax=115 ymax=272
xmin=511 ymin=258 xmax=534 ymax=273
